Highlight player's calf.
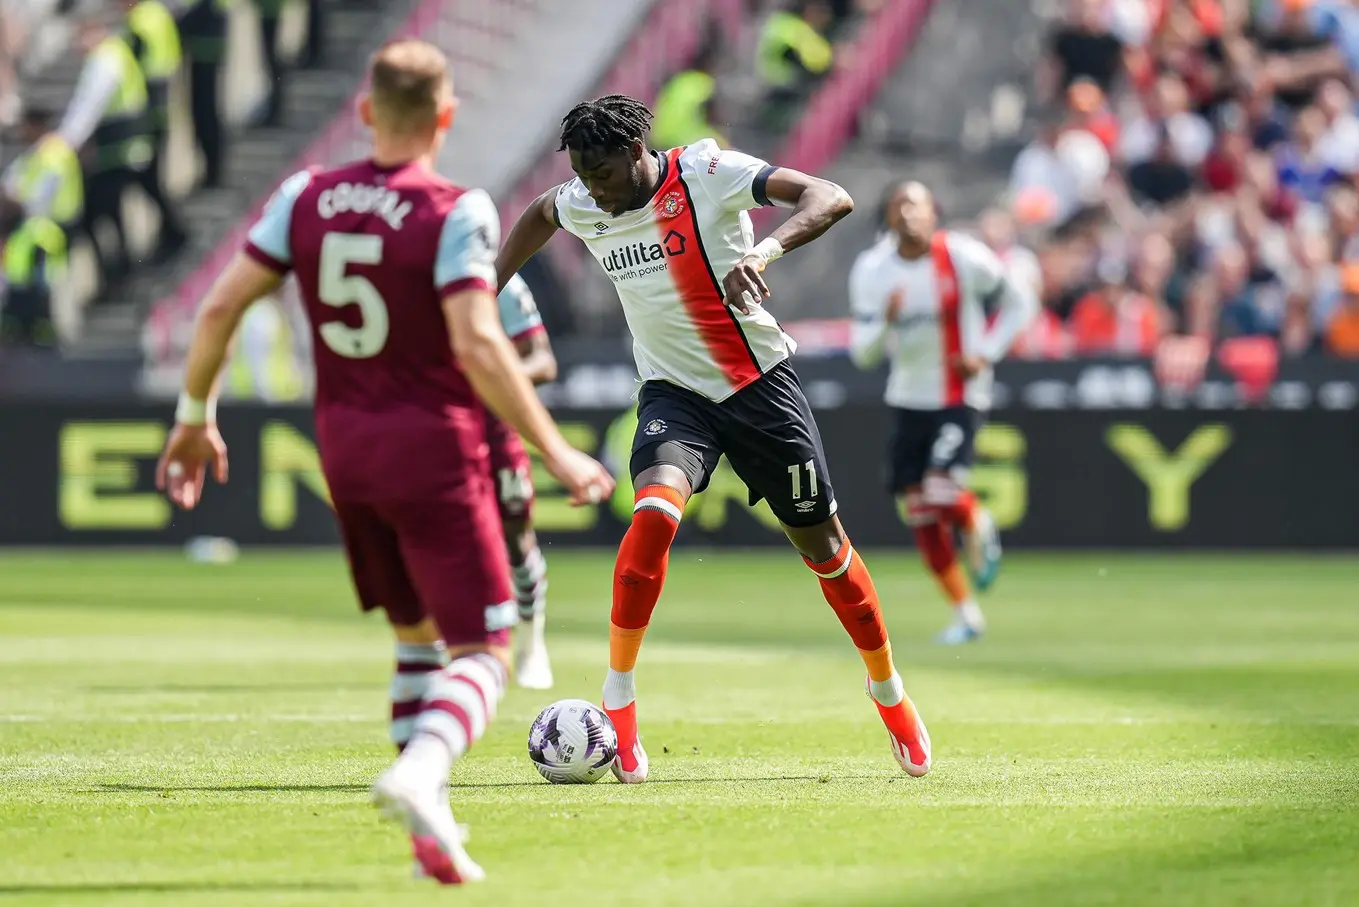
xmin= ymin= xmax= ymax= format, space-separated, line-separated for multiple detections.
xmin=901 ymin=490 xmax=986 ymax=644
xmin=603 ymin=470 xmax=690 ymax=783
xmin=787 ymin=517 xmax=931 ymax=776
xmin=504 ymin=517 xmax=553 ymax=690
xmin=373 ymin=649 xmax=508 ymax=883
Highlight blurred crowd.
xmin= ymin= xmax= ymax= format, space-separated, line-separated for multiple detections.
xmin=652 ymin=0 xmax=881 ymax=151
xmin=991 ymin=0 xmax=1359 ymax=363
xmin=0 ymin=0 xmax=323 ymax=349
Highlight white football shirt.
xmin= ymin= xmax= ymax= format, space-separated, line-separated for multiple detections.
xmin=849 ymin=231 xmax=1039 ymax=411
xmin=554 ymin=139 xmax=796 ymax=402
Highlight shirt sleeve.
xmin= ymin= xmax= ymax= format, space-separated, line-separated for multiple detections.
xmin=848 ymin=249 xmax=892 ymax=369
xmin=57 ymin=54 xmax=121 ymax=150
xmin=956 ymin=235 xmax=1040 ymax=362
xmin=244 ymin=169 xmax=313 ymax=274
xmin=497 ymin=273 xmax=544 ymax=340
xmin=685 ymin=139 xmax=778 ymax=212
xmin=435 ymin=188 xmax=500 ymax=296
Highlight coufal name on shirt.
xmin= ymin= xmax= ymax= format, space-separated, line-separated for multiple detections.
xmin=316 ymin=182 xmax=413 ymax=230
xmin=599 ymin=231 xmax=687 ymax=281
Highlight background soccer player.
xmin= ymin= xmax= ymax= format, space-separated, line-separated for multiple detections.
xmin=496 ymin=95 xmax=933 ymax=783
xmin=849 ymin=181 xmax=1038 ymax=645
xmin=492 ymin=273 xmax=556 ymax=689
xmin=154 ymin=40 xmax=614 ymax=884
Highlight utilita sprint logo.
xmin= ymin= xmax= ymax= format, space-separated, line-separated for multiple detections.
xmin=600 ymin=230 xmax=687 ymax=282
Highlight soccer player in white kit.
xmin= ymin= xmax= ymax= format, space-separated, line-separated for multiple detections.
xmin=849 ymin=181 xmax=1038 ymax=644
xmin=497 ymin=95 xmax=933 ymax=782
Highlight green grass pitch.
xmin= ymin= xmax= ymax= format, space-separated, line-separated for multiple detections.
xmin=1 ymin=549 xmax=1356 ymax=906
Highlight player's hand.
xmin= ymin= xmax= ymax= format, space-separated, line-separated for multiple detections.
xmin=951 ymin=354 xmax=990 ymax=379
xmin=722 ymin=256 xmax=770 ymax=314
xmin=542 ymin=445 xmax=615 ymax=506
xmin=156 ymin=422 xmax=229 ymax=510
xmin=886 ymin=288 xmax=906 ymax=322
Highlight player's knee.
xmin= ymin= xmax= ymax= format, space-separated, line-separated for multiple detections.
xmin=633 ymin=463 xmax=694 ymax=501
xmin=898 ymin=488 xmax=936 ymax=527
xmin=391 ymin=616 xmax=443 ymax=645
xmin=782 ymin=516 xmax=846 ymax=565
xmin=921 ymin=470 xmax=962 ymax=508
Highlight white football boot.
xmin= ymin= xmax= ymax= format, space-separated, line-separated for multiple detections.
xmin=372 ymin=764 xmax=484 ymax=884
xmin=513 ymin=612 xmax=554 ymax=690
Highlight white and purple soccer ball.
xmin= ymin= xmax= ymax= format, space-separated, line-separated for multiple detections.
xmin=528 ymin=699 xmax=618 ymax=784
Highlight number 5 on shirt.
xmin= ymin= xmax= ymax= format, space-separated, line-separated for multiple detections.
xmin=319 ymin=232 xmax=390 ymax=358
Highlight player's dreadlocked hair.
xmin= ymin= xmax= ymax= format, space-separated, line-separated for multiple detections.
xmin=558 ymin=95 xmax=654 ymax=153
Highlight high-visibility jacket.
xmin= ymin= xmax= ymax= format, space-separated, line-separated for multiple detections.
xmin=14 ymin=135 xmax=84 ymax=227
xmin=3 ymin=217 xmax=67 ymax=289
xmin=757 ymin=11 xmax=833 ymax=88
xmin=90 ymin=35 xmax=153 ymax=171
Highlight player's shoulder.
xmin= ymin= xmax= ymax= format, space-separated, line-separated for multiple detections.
xmin=945 ymin=230 xmax=999 ymax=266
xmin=553 ymin=178 xmax=603 ymax=231
xmin=675 ymin=138 xmax=724 ymax=172
xmin=851 ymin=236 xmax=896 ymax=277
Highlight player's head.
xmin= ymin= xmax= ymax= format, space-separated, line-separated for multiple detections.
xmin=882 ymin=180 xmax=938 ymax=245
xmin=359 ymin=40 xmax=456 ymax=150
xmin=558 ymin=95 xmax=655 ymax=217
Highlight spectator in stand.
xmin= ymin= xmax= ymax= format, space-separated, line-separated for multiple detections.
xmin=1276 ymin=105 xmax=1345 ymax=204
xmin=1127 ymin=125 xmax=1196 ymax=206
xmin=124 ymin=0 xmax=190 ymax=263
xmin=1129 ymin=230 xmax=1188 ymax=324
xmin=1255 ymin=0 xmax=1347 ymax=110
xmin=756 ymin=0 xmax=834 ymax=130
xmin=652 ymin=39 xmax=729 ymax=149
xmin=255 ymin=0 xmax=286 ymax=127
xmin=1068 ymin=259 xmax=1165 ymax=356
xmin=1313 ymin=76 xmax=1359 ymax=174
xmin=178 ymin=0 xmax=227 ymax=187
xmin=1324 ymin=262 xmax=1359 ymax=355
xmin=1065 ymin=77 xmax=1120 ymax=151
xmin=1120 ymin=71 xmax=1215 ymax=169
xmin=1240 ymin=67 xmax=1293 ymax=150
xmin=1042 ymin=0 xmax=1125 ymax=99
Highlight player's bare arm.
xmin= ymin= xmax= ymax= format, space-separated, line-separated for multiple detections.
xmin=443 ymin=286 xmax=611 ymax=504
xmin=724 ymin=169 xmax=854 ymax=313
xmin=495 ymin=186 xmax=560 ymax=292
xmin=515 ymin=329 xmax=558 ymax=385
xmin=156 ymin=253 xmax=283 ymax=510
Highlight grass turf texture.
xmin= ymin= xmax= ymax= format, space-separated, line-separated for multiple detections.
xmin=0 ymin=551 xmax=1356 ymax=907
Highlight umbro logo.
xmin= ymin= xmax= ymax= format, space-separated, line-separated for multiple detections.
xmin=594 ymin=222 xmax=610 ymax=233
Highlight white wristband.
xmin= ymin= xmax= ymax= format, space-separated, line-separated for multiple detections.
xmin=175 ymin=393 xmax=217 ymax=426
xmin=746 ymin=237 xmax=784 ymax=268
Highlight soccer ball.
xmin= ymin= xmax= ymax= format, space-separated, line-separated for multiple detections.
xmin=528 ymin=699 xmax=618 ymax=784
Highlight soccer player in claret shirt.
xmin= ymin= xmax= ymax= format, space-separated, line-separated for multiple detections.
xmin=497 ymin=95 xmax=933 ymax=781
xmin=155 ymin=40 xmax=614 ymax=884
xmin=849 ymin=181 xmax=1037 ymax=644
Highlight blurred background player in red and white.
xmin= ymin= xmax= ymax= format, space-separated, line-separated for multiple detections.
xmin=154 ymin=39 xmax=613 ymax=884
xmin=491 ymin=272 xmax=557 ymax=690
xmin=850 ymin=181 xmax=1038 ymax=645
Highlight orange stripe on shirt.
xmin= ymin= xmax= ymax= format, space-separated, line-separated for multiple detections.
xmin=659 ymin=147 xmax=763 ymax=392
xmin=931 ymin=231 xmax=964 ymax=406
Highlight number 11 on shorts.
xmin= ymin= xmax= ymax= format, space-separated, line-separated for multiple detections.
xmin=788 ymin=459 xmax=819 ymax=500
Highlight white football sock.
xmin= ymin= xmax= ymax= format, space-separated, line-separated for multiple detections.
xmin=956 ymin=600 xmax=985 ymax=630
xmin=401 ymin=653 xmax=506 ymax=790
xmin=602 ymin=668 xmax=636 ymax=710
xmin=869 ymin=672 xmax=905 ymax=707
xmin=512 ymin=547 xmax=548 ymax=622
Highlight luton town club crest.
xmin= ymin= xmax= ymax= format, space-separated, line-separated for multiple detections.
xmin=659 ymin=191 xmax=685 ymax=218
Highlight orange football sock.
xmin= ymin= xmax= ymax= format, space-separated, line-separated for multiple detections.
xmin=608 ymin=485 xmax=685 ymax=671
xmin=803 ymin=541 xmax=894 ymax=678
xmin=914 ymin=522 xmax=971 ymax=605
